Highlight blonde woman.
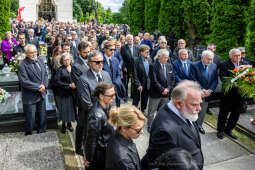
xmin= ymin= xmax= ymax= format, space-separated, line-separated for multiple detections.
xmin=105 ymin=104 xmax=146 ymax=170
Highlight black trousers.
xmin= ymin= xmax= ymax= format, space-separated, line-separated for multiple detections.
xmin=23 ymin=99 xmax=46 ymax=134
xmin=132 ymin=88 xmax=149 ymax=113
xmin=86 ymin=146 xmax=106 ymax=170
xmin=75 ymin=107 xmax=88 ymax=153
xmin=217 ymin=96 xmax=242 ymax=133
xmin=123 ymin=68 xmax=134 ymax=98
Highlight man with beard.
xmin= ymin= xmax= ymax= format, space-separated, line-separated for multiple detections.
xmin=142 ymin=80 xmax=204 ymax=170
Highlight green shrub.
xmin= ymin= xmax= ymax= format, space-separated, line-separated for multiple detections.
xmin=144 ymin=0 xmax=160 ymax=33
xmin=0 ymin=0 xmax=11 ymax=40
xmin=128 ymin=0 xmax=145 ymax=35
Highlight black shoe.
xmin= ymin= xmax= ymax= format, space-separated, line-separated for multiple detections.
xmin=207 ymin=109 xmax=213 ymax=115
xmin=225 ymin=131 xmax=238 ymax=139
xmin=198 ymin=127 xmax=205 ymax=134
xmin=61 ymin=123 xmax=66 ymax=134
xmin=76 ymin=149 xmax=84 ymax=156
xmin=25 ymin=132 xmax=32 ymax=136
xmin=217 ymin=131 xmax=224 ymax=139
xmin=67 ymin=122 xmax=73 ymax=132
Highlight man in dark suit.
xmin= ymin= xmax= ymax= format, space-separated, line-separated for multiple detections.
xmin=103 ymin=41 xmax=123 ymax=106
xmin=76 ymin=50 xmax=112 ymax=155
xmin=190 ymin=50 xmax=218 ymax=134
xmin=147 ymin=49 xmax=175 ymax=131
xmin=66 ymin=34 xmax=78 ymax=61
xmin=13 ymin=33 xmax=27 ymax=56
xmin=71 ymin=41 xmax=91 ymax=84
xmin=172 ymin=39 xmax=194 ymax=62
xmin=151 ymin=37 xmax=172 ymax=62
xmin=120 ymin=34 xmax=139 ymax=99
xmin=207 ymin=43 xmax=222 ymax=67
xmin=26 ymin=29 xmax=39 ymax=50
xmin=133 ymin=45 xmax=152 ymax=113
xmin=173 ymin=49 xmax=193 ymax=83
xmin=71 ymin=41 xmax=91 ymax=155
xmin=142 ymin=80 xmax=204 ymax=170
xmin=217 ymin=48 xmax=243 ymax=140
xmin=18 ymin=44 xmax=48 ymax=135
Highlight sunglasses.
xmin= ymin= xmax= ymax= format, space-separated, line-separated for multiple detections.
xmin=241 ymin=52 xmax=246 ymax=54
xmin=90 ymin=60 xmax=103 ymax=65
xmin=108 ymin=48 xmax=115 ymax=51
xmin=129 ymin=127 xmax=144 ymax=134
xmin=103 ymin=93 xmax=116 ymax=98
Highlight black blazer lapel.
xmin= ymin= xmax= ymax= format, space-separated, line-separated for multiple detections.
xmin=163 ymin=104 xmax=200 ymax=147
xmin=26 ymin=59 xmax=41 ymax=80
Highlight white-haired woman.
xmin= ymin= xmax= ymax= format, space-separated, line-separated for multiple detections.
xmin=55 ymin=52 xmax=76 ymax=133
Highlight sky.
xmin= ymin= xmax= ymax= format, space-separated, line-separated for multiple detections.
xmin=97 ymin=0 xmax=124 ymax=12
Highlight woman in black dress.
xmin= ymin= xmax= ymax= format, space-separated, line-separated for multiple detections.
xmin=55 ymin=52 xmax=76 ymax=133
xmin=83 ymin=82 xmax=116 ymax=170
xmin=105 ymin=104 xmax=147 ymax=170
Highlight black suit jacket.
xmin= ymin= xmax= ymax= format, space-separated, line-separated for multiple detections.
xmin=219 ymin=59 xmax=242 ymax=104
xmin=18 ymin=58 xmax=48 ymax=104
xmin=71 ymin=56 xmax=90 ymax=85
xmin=120 ymin=44 xmax=139 ymax=72
xmin=190 ymin=61 xmax=218 ymax=101
xmin=76 ymin=69 xmax=112 ymax=112
xmin=133 ymin=56 xmax=152 ymax=91
xmin=146 ymin=104 xmax=204 ymax=169
xmin=149 ymin=61 xmax=175 ymax=98
xmin=26 ymin=37 xmax=39 ymax=50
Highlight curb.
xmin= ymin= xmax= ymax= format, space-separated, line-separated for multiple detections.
xmin=204 ymin=121 xmax=255 ymax=155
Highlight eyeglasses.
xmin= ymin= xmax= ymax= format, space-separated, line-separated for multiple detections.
xmin=108 ymin=48 xmax=115 ymax=51
xmin=129 ymin=127 xmax=144 ymax=134
xmin=90 ymin=60 xmax=103 ymax=65
xmin=241 ymin=52 xmax=246 ymax=54
xmin=103 ymin=93 xmax=116 ymax=98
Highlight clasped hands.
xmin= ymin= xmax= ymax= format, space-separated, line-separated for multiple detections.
xmin=39 ymin=84 xmax=46 ymax=93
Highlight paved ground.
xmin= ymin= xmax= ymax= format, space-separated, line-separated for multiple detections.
xmin=1 ymin=109 xmax=255 ymax=170
xmin=0 ymin=131 xmax=65 ymax=170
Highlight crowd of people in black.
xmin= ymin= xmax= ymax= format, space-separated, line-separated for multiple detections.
xmin=1 ymin=18 xmax=254 ymax=170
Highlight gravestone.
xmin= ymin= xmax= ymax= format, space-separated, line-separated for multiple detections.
xmin=0 ymin=90 xmax=57 ymax=133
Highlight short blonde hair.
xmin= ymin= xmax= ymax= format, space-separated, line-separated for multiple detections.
xmin=109 ymin=104 xmax=147 ymax=130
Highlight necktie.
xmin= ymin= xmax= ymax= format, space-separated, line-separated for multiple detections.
xmin=109 ymin=58 xmax=113 ymax=73
xmin=186 ymin=119 xmax=197 ymax=137
xmin=97 ymin=74 xmax=102 ymax=82
xmin=129 ymin=45 xmax=133 ymax=56
xmin=205 ymin=65 xmax=209 ymax=80
xmin=183 ymin=63 xmax=188 ymax=75
xmin=33 ymin=61 xmax=41 ymax=77
xmin=162 ymin=64 xmax=166 ymax=78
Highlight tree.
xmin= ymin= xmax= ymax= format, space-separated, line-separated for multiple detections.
xmin=111 ymin=12 xmax=122 ymax=24
xmin=104 ymin=8 xmax=112 ymax=24
xmin=76 ymin=0 xmax=94 ymax=16
xmin=209 ymin=0 xmax=248 ymax=59
xmin=158 ymin=0 xmax=185 ymax=39
xmin=128 ymin=0 xmax=145 ymax=35
xmin=73 ymin=0 xmax=83 ymax=22
xmin=246 ymin=0 xmax=255 ymax=59
xmin=0 ymin=0 xmax=11 ymax=40
xmin=182 ymin=0 xmax=211 ymax=48
xmin=144 ymin=0 xmax=160 ymax=33
xmin=10 ymin=0 xmax=19 ymax=15
xmin=119 ymin=0 xmax=129 ymax=24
